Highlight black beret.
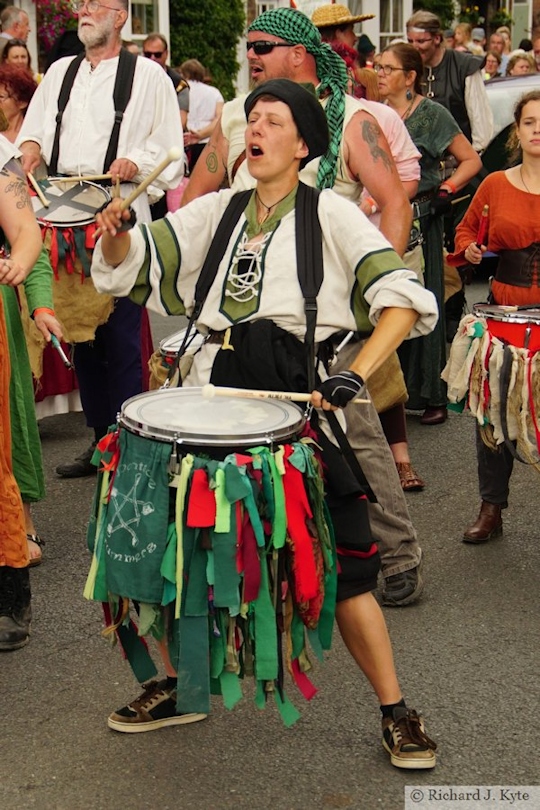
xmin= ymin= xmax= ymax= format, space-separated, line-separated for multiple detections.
xmin=244 ymin=79 xmax=329 ymax=169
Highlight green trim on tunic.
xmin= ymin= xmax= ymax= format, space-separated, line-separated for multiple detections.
xmin=351 ymin=247 xmax=410 ymax=333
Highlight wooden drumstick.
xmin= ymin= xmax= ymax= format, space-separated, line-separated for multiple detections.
xmin=202 ymin=384 xmax=369 ymax=405
xmin=58 ymin=173 xmax=113 ymax=183
xmin=119 ymin=147 xmax=183 ymax=211
xmin=27 ymin=172 xmax=49 ymax=208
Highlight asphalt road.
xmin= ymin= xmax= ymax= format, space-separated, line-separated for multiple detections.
xmin=2 ymin=282 xmax=539 ymax=810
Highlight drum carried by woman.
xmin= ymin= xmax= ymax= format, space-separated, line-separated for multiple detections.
xmin=444 ymin=89 xmax=540 ymax=543
xmin=85 ymin=387 xmax=336 ymax=724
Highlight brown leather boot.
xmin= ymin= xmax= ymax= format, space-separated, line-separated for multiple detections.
xmin=462 ymin=501 xmax=503 ymax=544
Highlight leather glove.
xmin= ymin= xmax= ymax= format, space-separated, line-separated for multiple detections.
xmin=95 ymin=201 xmax=137 ymax=232
xmin=316 ymin=370 xmax=365 ymax=408
xmin=429 ymin=188 xmax=453 ymax=217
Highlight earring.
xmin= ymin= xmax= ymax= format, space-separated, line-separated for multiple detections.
xmin=406 ymin=88 xmax=412 ymax=101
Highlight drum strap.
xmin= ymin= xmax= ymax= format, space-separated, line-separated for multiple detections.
xmin=49 ymin=49 xmax=137 ymax=176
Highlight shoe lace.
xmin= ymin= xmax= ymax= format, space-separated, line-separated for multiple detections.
xmin=130 ymin=680 xmax=171 ymax=711
xmin=393 ymin=710 xmax=437 ymax=751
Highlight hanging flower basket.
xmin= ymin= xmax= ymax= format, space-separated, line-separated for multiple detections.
xmin=34 ymin=0 xmax=78 ymax=52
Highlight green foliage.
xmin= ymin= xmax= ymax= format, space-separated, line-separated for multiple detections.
xmin=169 ymin=0 xmax=245 ymax=100
xmin=412 ymin=0 xmax=456 ymax=31
xmin=490 ymin=7 xmax=514 ymax=29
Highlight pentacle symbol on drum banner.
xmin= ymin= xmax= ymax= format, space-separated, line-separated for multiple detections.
xmin=106 ymin=473 xmax=155 ymax=547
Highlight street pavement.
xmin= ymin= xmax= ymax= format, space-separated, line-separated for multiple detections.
xmin=2 ymin=283 xmax=539 ymax=810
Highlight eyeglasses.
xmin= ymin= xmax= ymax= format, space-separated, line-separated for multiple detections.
xmin=373 ymin=64 xmax=407 ymax=76
xmin=72 ymin=0 xmax=123 ymax=13
xmin=143 ymin=50 xmax=164 ymax=59
xmin=246 ymin=40 xmax=294 ymax=56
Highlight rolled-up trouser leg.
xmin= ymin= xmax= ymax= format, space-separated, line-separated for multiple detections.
xmin=331 ymin=341 xmax=421 ymax=577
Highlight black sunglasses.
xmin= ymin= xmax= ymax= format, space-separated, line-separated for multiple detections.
xmin=143 ymin=50 xmax=164 ymax=59
xmin=246 ymin=40 xmax=294 ymax=56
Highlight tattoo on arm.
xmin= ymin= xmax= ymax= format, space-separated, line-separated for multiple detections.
xmin=1 ymin=165 xmax=32 ymax=210
xmin=361 ymin=121 xmax=393 ymax=172
xmin=205 ymin=148 xmax=219 ymax=174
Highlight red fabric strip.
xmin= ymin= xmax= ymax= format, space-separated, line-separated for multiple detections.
xmin=291 ymin=658 xmax=318 ymax=701
xmin=186 ymin=468 xmax=216 ymax=527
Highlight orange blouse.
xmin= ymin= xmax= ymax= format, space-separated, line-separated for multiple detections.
xmin=449 ymin=171 xmax=540 ymax=306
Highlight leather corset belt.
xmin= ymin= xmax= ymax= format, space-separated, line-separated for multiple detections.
xmin=496 ymin=242 xmax=540 ymax=288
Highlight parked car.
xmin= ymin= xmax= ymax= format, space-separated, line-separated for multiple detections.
xmin=483 ymin=73 xmax=540 ymax=172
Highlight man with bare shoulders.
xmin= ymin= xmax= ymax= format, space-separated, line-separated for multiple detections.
xmin=182 ymin=7 xmax=411 ymax=256
xmin=183 ymin=8 xmax=425 ymax=607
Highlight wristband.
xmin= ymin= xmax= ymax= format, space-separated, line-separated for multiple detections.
xmin=32 ymin=307 xmax=55 ymax=319
xmin=364 ymin=196 xmax=378 ymax=215
xmin=440 ymin=180 xmax=457 ymax=194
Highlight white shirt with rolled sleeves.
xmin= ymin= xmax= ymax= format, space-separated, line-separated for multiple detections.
xmin=91 ymin=188 xmax=438 ymax=341
xmin=17 ymin=54 xmax=184 ymax=222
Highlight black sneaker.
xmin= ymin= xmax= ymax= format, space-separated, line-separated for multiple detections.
xmin=382 ymin=707 xmax=437 ymax=769
xmin=56 ymin=444 xmax=97 ymax=478
xmin=381 ymin=563 xmax=424 ymax=607
xmin=107 ymin=679 xmax=207 ymax=733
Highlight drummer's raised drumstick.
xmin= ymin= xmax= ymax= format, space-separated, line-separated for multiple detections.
xmin=27 ymin=172 xmax=49 ymax=208
xmin=202 ymin=384 xmax=369 ymax=405
xmin=119 ymin=147 xmax=183 ymax=211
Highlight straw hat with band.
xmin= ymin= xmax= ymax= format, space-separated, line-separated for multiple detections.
xmin=244 ymin=79 xmax=330 ymax=170
xmin=247 ymin=8 xmax=348 ymax=190
xmin=311 ymin=4 xmax=375 ymax=29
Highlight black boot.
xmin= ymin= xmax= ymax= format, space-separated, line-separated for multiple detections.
xmin=0 ymin=566 xmax=32 ymax=651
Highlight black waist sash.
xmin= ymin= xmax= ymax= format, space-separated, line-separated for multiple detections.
xmin=496 ymin=243 xmax=540 ymax=288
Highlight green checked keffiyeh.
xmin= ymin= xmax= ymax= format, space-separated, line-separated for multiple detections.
xmin=248 ymin=8 xmax=349 ymax=190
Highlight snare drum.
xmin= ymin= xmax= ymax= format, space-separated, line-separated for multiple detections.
xmin=148 ymin=328 xmax=206 ymax=389
xmin=473 ymin=304 xmax=540 ymax=351
xmin=85 ymin=388 xmax=334 ymax=721
xmin=27 ymin=177 xmax=114 ymax=345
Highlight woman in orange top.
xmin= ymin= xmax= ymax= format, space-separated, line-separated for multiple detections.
xmin=448 ymin=90 xmax=540 ymax=544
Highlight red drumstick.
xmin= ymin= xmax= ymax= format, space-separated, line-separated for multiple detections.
xmin=475 ymin=204 xmax=489 ymax=247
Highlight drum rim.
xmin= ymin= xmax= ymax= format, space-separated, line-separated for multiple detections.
xmin=118 ymin=387 xmax=305 ymax=447
xmin=158 ymin=328 xmax=206 ymax=355
xmin=32 ymin=177 xmax=111 ymax=228
xmin=473 ymin=303 xmax=540 ymax=325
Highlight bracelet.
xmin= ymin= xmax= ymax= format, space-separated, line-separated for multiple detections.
xmin=32 ymin=306 xmax=55 ymax=319
xmin=440 ymin=180 xmax=457 ymax=194
xmin=364 ymin=196 xmax=378 ymax=215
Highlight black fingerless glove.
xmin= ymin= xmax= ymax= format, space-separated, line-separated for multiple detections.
xmin=95 ymin=201 xmax=137 ymax=232
xmin=430 ymin=188 xmax=453 ymax=217
xmin=317 ymin=370 xmax=365 ymax=408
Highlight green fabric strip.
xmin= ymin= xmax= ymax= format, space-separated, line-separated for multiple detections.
xmin=174 ymin=455 xmax=193 ymax=619
xmin=273 ymin=690 xmax=301 ymax=727
xmin=253 ymin=554 xmax=278 ymax=681
xmin=220 ymin=671 xmax=243 ymax=710
xmin=183 ymin=527 xmax=209 ymax=617
xmin=212 ymin=526 xmax=241 ymax=611
xmin=116 ymin=621 xmax=158 ymax=683
xmin=214 ymin=467 xmax=231 ymax=533
xmin=175 ymin=615 xmax=211 ymax=715
xmin=160 ymin=522 xmax=177 ymax=606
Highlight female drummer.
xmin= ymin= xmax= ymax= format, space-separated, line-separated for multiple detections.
xmin=91 ymin=79 xmax=439 ymax=769
xmin=448 ymin=90 xmax=540 ymax=543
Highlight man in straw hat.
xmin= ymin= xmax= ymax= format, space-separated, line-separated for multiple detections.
xmin=91 ymin=77 xmax=438 ymax=768
xmin=182 ymin=6 xmax=426 ymax=610
xmin=311 ymin=3 xmax=375 ymax=52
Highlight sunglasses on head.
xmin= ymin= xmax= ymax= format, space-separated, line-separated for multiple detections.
xmin=246 ymin=40 xmax=294 ymax=56
xmin=144 ymin=50 xmax=164 ymax=59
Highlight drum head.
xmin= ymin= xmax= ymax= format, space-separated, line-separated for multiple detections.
xmin=473 ymin=303 xmax=540 ymax=325
xmin=159 ymin=328 xmax=206 ymax=358
xmin=31 ymin=178 xmax=110 ymax=227
xmin=119 ymin=387 xmax=305 ymax=446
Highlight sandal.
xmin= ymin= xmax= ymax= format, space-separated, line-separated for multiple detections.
xmin=27 ymin=533 xmax=45 ymax=568
xmin=395 ymin=462 xmax=425 ymax=492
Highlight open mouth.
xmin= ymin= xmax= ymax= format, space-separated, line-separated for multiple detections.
xmin=248 ymin=144 xmax=264 ymax=158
